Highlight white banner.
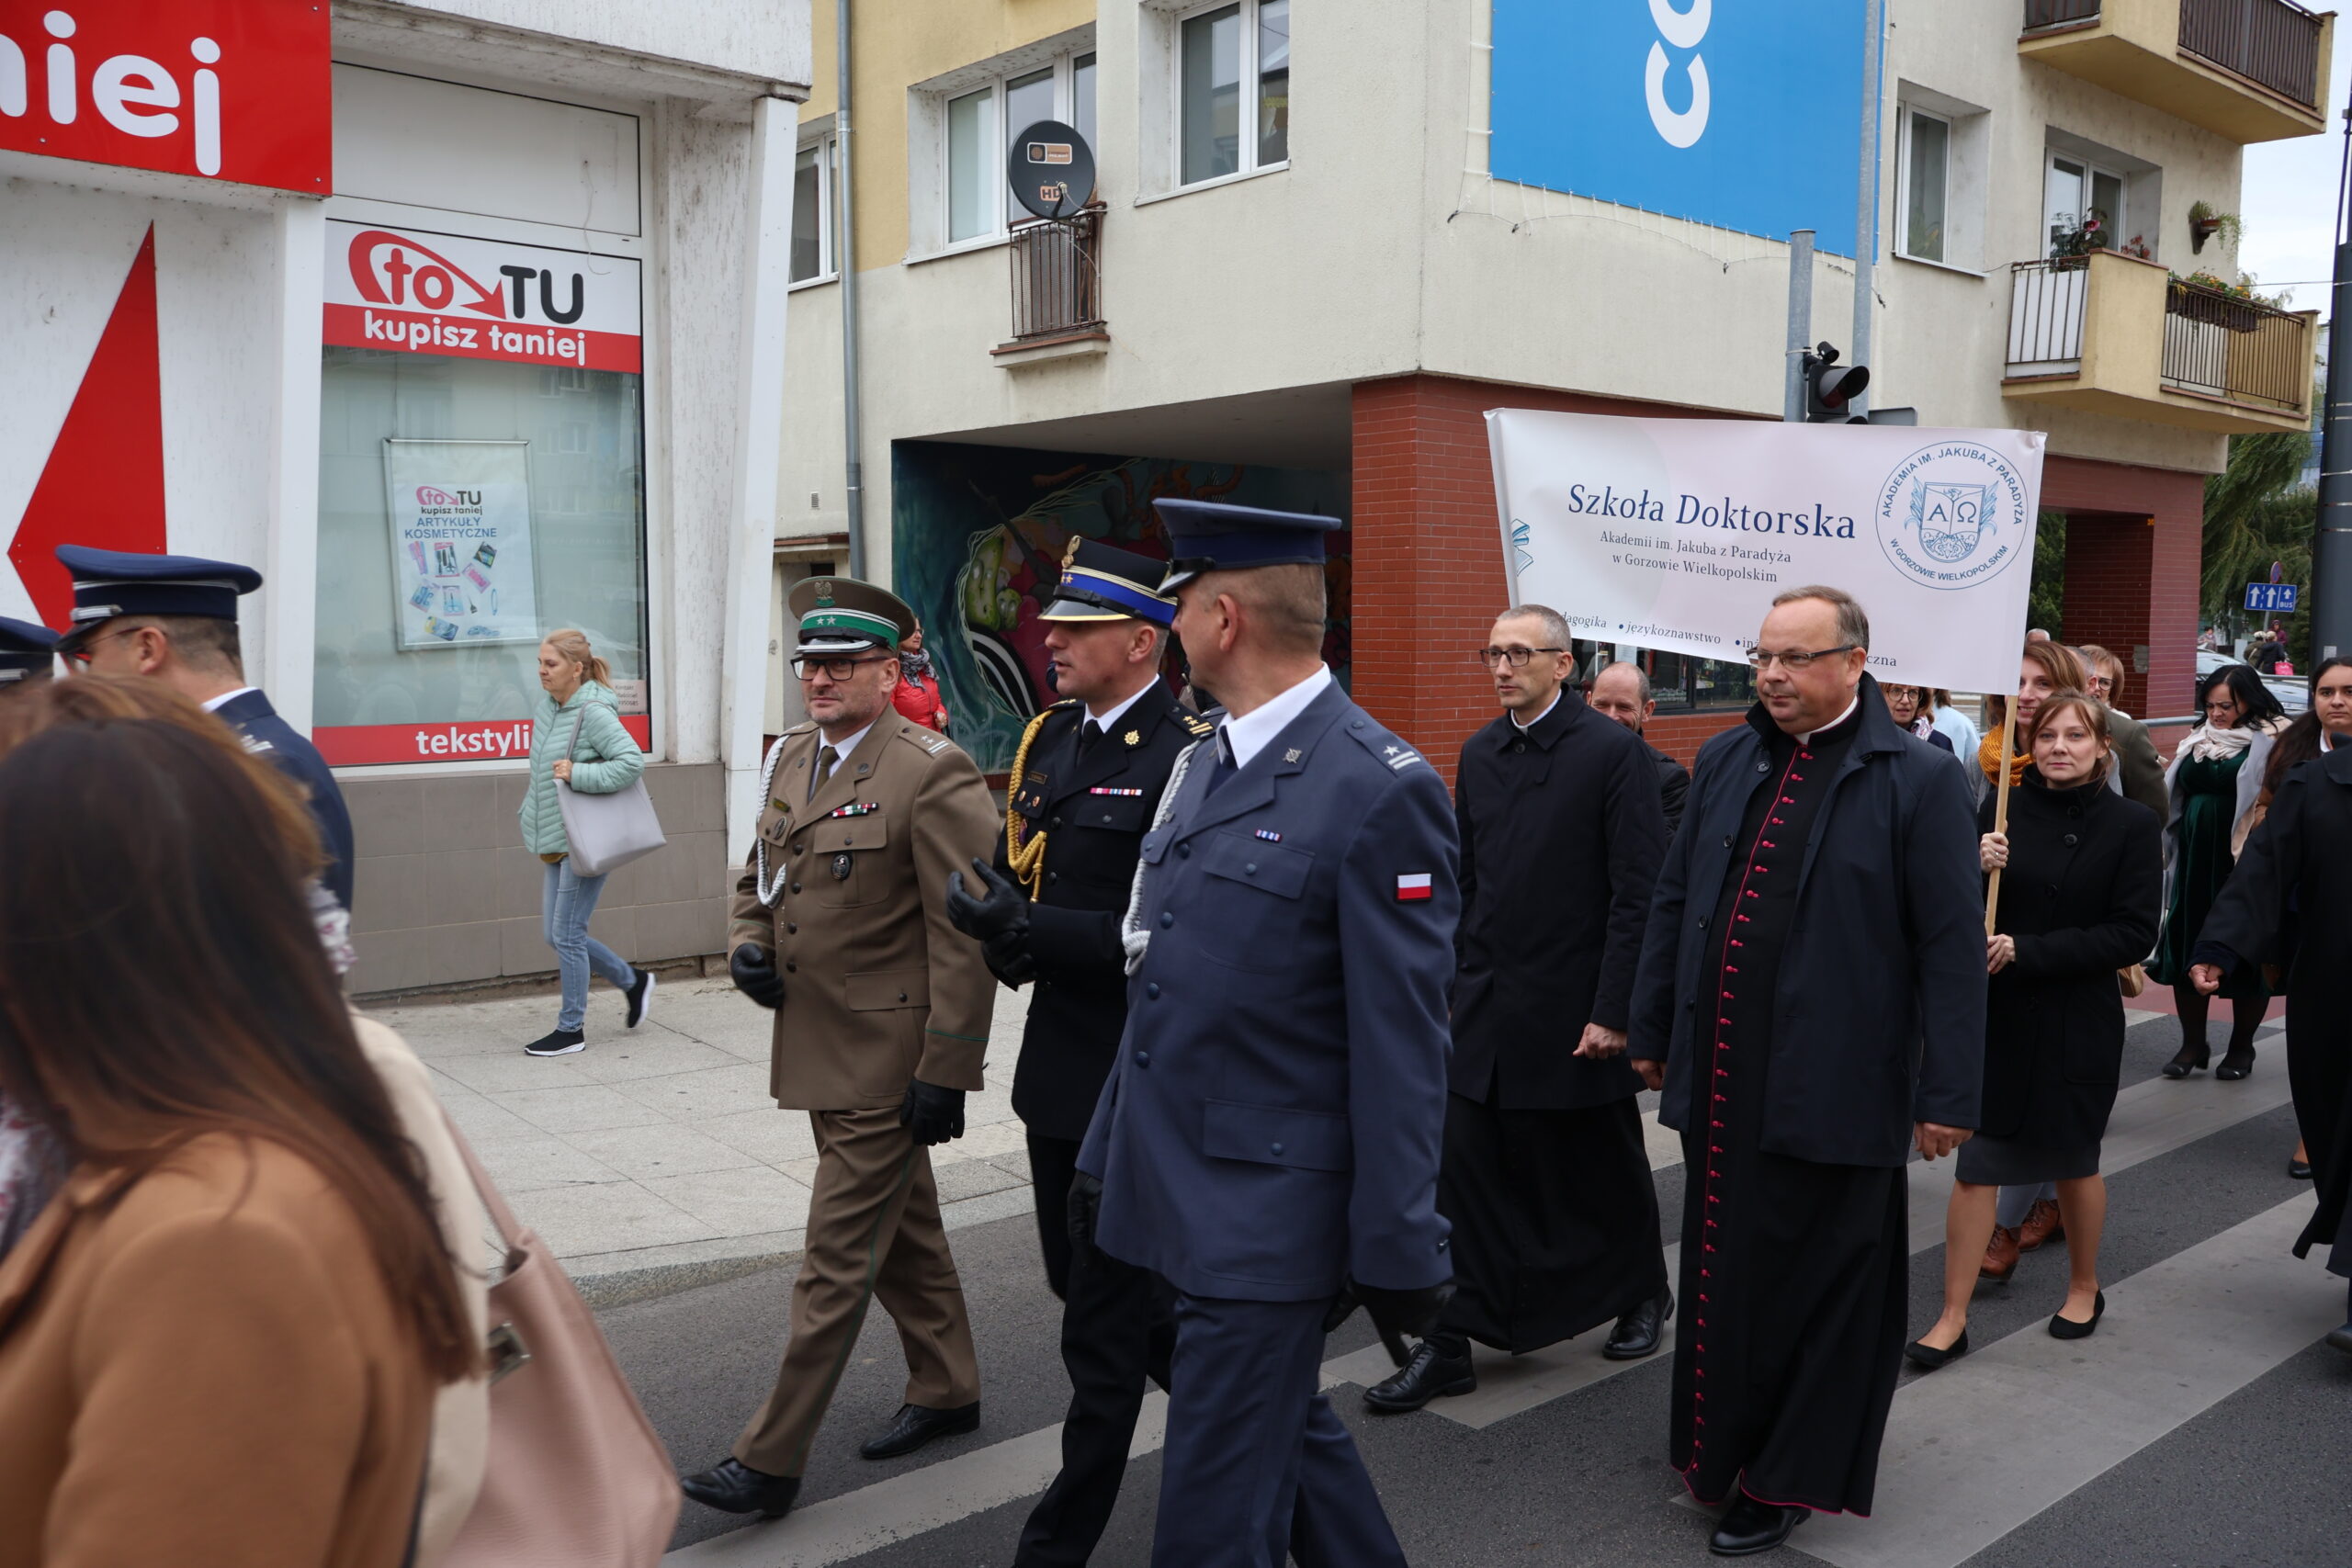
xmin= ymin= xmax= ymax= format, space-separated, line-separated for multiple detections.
xmin=383 ymin=439 xmax=540 ymax=650
xmin=1487 ymin=412 xmax=2046 ymax=694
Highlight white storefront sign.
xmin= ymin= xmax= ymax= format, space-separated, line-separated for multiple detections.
xmin=381 ymin=438 xmax=539 ymax=649
xmin=325 ymin=220 xmax=641 ymax=371
xmin=1487 ymin=412 xmax=2045 ymax=693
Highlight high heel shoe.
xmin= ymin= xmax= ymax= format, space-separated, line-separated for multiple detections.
xmin=2162 ymin=1041 xmax=2211 ymax=1079
xmin=2215 ymin=1044 xmax=2256 ymax=1081
xmin=2049 ymin=1290 xmax=2106 ymax=1340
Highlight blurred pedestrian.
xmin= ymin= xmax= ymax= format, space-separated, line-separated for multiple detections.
xmin=0 ymin=691 xmax=478 ymax=1567
xmin=1929 ymin=688 xmax=1982 ymax=762
xmin=1589 ymin=660 xmax=1691 ymax=838
xmin=1907 ymin=694 xmax=2160 ymax=1369
xmin=0 ymin=619 xmax=57 ymax=694
xmin=2194 ymin=656 xmax=2352 ymax=1354
xmin=2075 ymin=644 xmax=2167 ymax=819
xmin=1976 ymin=640 xmax=2088 ymax=808
xmin=519 ymin=628 xmax=654 ymax=1057
xmin=1882 ymin=682 xmax=1955 ymax=755
xmin=53 ymin=545 xmax=356 ymax=914
xmin=682 ymin=578 xmax=999 ymax=1523
xmin=2149 ymin=665 xmax=2287 ymax=1079
xmin=892 ymin=619 xmax=953 ymax=734
xmin=1629 ymin=588 xmax=1982 ymax=1555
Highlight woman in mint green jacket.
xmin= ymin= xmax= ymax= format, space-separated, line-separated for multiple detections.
xmin=520 ymin=628 xmax=652 ymax=1056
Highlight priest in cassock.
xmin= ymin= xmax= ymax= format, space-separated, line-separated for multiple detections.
xmin=1628 ymin=586 xmax=1983 ymax=1558
xmin=1365 ymin=604 xmax=1672 ymax=1413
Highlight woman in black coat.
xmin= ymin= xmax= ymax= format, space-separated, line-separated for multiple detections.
xmin=1909 ymin=693 xmax=2161 ymax=1364
xmin=2193 ymin=657 xmax=2352 ymax=1354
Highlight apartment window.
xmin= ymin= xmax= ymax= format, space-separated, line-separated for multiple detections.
xmin=929 ymin=45 xmax=1100 ymax=252
xmin=1898 ymin=107 xmax=1950 ymax=265
xmin=791 ymin=136 xmax=836 ymax=284
xmin=1179 ymin=0 xmax=1288 ymax=186
xmin=2045 ymin=152 xmax=2126 ymax=254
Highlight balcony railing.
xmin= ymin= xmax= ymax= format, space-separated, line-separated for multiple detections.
xmin=1006 ymin=206 xmax=1105 ymax=345
xmin=2161 ymin=276 xmax=2311 ymax=412
xmin=2007 ymin=259 xmax=2088 ymax=375
xmin=2178 ymin=0 xmax=2326 ymax=108
xmin=2024 ymin=0 xmax=2102 ymax=29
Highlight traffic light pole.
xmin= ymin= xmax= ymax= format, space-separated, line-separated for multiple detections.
xmin=1785 ymin=229 xmax=1814 ymax=423
xmin=1848 ymin=0 xmax=1885 ymax=422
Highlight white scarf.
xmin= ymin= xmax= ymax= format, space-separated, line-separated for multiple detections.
xmin=2181 ymin=722 xmax=2257 ymax=764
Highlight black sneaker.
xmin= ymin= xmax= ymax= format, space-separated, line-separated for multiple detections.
xmin=624 ymin=966 xmax=656 ymax=1030
xmin=525 ymin=1028 xmax=586 ymax=1057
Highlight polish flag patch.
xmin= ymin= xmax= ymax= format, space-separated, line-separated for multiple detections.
xmin=1396 ymin=873 xmax=1433 ymax=902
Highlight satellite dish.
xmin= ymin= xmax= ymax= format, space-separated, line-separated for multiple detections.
xmin=1007 ymin=119 xmax=1096 ymax=221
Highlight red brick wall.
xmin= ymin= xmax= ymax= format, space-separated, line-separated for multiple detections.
xmin=2043 ymin=454 xmax=2206 ymax=722
xmin=1350 ymin=375 xmax=1752 ymax=781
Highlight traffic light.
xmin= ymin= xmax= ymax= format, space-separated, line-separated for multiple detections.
xmin=1803 ymin=342 xmax=1870 ymax=423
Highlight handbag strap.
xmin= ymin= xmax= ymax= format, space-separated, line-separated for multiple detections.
xmin=440 ymin=1105 xmax=526 ymax=1258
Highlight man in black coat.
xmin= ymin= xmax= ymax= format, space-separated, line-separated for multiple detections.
xmin=944 ymin=538 xmax=1214 ymax=1566
xmin=1589 ymin=660 xmax=1690 ymax=838
xmin=1628 ymin=587 xmax=1983 ymax=1558
xmin=1366 ymin=608 xmax=1673 ymax=1414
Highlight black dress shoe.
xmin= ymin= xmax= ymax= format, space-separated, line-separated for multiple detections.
xmin=860 ymin=1401 xmax=979 ymax=1460
xmin=2162 ymin=1041 xmax=2210 ymax=1078
xmin=1603 ymin=1288 xmax=1674 ymax=1360
xmin=1904 ymin=1330 xmax=1969 ymax=1370
xmin=1710 ymin=1495 xmax=1806 ymax=1556
xmin=1363 ymin=1337 xmax=1476 ymax=1413
xmin=680 ymin=1458 xmax=800 ymax=1517
xmin=2048 ymin=1290 xmax=2106 ymax=1340
xmin=2215 ymin=1045 xmax=2256 ymax=1081
xmin=2290 ymin=1156 xmax=2314 ymax=1179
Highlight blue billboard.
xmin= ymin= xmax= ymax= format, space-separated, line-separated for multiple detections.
xmin=1491 ymin=0 xmax=1869 ymax=256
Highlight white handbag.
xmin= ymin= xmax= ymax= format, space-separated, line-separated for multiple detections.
xmin=553 ymin=708 xmax=665 ymax=878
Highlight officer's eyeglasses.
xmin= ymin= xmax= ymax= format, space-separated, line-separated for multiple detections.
xmin=63 ymin=627 xmax=138 ymax=666
xmin=792 ymin=655 xmax=890 ymax=682
xmin=1476 ymin=645 xmax=1566 ymax=669
xmin=1747 ymin=645 xmax=1857 ymax=671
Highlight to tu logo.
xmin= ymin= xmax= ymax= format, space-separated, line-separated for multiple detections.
xmin=0 ymin=10 xmax=228 ymax=175
xmin=1644 ymin=0 xmax=1710 ymax=151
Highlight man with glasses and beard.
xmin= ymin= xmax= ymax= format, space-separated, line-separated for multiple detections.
xmin=681 ymin=576 xmax=999 ymax=1523
xmin=1628 ymin=586 xmax=1982 ymax=1557
xmin=1365 ymin=607 xmax=1674 ymax=1416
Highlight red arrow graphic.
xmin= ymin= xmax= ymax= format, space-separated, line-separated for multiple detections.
xmin=345 ymin=229 xmax=507 ymax=318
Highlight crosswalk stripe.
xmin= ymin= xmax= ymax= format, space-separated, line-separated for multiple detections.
xmin=1750 ymin=1198 xmax=2338 ymax=1568
xmin=669 ymin=1032 xmax=2300 ymax=1563
xmin=1375 ymin=1064 xmax=2295 ymax=1430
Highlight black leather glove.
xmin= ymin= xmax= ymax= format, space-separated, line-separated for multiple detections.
xmin=1067 ymin=1170 xmax=1104 ymax=1248
xmin=981 ymin=928 xmax=1038 ymax=988
xmin=729 ymin=942 xmax=786 ymax=1009
xmin=899 ymin=1077 xmax=967 ymax=1145
xmin=946 ymin=858 xmax=1030 ymax=943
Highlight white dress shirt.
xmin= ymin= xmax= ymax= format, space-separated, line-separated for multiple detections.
xmin=200 ymin=686 xmax=259 ymax=714
xmin=1086 ymin=682 xmax=1156 ymax=734
xmin=1219 ymin=665 xmax=1334 ymax=770
xmin=817 ymin=721 xmax=876 ymax=780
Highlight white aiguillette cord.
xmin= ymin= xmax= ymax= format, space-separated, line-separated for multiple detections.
xmin=753 ymin=736 xmax=792 ymax=908
xmin=1121 ymin=737 xmax=1207 ymax=976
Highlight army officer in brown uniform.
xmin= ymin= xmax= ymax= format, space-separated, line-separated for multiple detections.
xmin=681 ymin=577 xmax=999 ymax=1521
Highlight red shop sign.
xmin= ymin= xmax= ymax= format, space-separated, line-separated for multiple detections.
xmin=0 ymin=2 xmax=331 ymax=192
xmin=314 ymin=715 xmax=654 ymax=769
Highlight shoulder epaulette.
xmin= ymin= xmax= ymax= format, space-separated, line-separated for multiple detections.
xmin=1345 ymin=720 xmax=1427 ymax=773
xmin=1180 ymin=712 xmax=1216 ymax=738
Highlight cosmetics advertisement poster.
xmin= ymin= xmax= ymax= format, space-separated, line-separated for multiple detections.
xmin=383 ymin=438 xmax=540 ymax=651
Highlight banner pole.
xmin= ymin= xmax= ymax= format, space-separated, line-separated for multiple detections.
xmin=1984 ymin=709 xmax=2014 ymax=936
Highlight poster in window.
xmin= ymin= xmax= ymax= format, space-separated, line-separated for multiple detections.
xmin=383 ymin=439 xmax=540 ymax=650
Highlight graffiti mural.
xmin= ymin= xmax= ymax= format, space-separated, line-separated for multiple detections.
xmin=891 ymin=440 xmax=1350 ymax=774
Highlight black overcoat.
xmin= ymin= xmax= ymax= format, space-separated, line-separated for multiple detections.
xmin=998 ymin=683 xmax=1214 ymax=1140
xmin=2198 ymin=743 xmax=2352 ymax=1271
xmin=1646 ymin=742 xmax=1691 ymax=840
xmin=1976 ymin=773 xmax=2162 ymax=1148
xmin=1628 ymin=676 xmax=1986 ymax=1167
xmin=1451 ymin=690 xmax=1667 ymax=1109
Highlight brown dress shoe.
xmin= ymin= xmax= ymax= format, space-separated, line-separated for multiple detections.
xmin=2018 ymin=1199 xmax=2064 ymax=1252
xmin=1980 ymin=1225 xmax=2020 ymax=1281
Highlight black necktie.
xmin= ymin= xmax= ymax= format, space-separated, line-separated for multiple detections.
xmin=1080 ymin=719 xmax=1104 ymax=755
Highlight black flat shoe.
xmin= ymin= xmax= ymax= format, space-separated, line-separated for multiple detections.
xmin=860 ymin=1400 xmax=979 ymax=1460
xmin=1363 ymin=1337 xmax=1476 ymax=1412
xmin=2162 ymin=1041 xmax=2211 ymax=1079
xmin=524 ymin=1027 xmax=586 ymax=1057
xmin=2215 ymin=1046 xmax=2256 ymax=1081
xmin=680 ymin=1458 xmax=800 ymax=1517
xmin=2049 ymin=1291 xmax=2106 ymax=1340
xmin=1710 ymin=1495 xmax=1806 ymax=1557
xmin=2290 ymin=1156 xmax=2314 ymax=1180
xmin=1904 ymin=1330 xmax=1969 ymax=1370
xmin=1603 ymin=1288 xmax=1674 ymax=1360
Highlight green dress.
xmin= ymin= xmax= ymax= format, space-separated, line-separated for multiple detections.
xmin=2149 ymin=749 xmax=2270 ymax=1003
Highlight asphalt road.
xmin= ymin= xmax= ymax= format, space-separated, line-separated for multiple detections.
xmin=601 ymin=1015 xmax=2352 ymax=1567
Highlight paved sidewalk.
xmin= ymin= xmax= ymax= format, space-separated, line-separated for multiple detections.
xmin=365 ymin=976 xmax=1036 ymax=1304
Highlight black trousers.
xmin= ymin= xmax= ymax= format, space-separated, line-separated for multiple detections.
xmin=1028 ymin=1133 xmax=1081 ymax=1301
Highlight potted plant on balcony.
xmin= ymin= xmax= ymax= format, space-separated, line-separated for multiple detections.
xmin=2169 ymin=269 xmax=2269 ymax=333
xmin=2188 ymin=201 xmax=2242 ymax=256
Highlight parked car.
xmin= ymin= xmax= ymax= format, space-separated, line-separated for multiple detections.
xmin=2195 ymin=649 xmax=2308 ymax=715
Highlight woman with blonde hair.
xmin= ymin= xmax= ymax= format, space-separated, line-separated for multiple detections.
xmin=520 ymin=628 xmax=652 ymax=1056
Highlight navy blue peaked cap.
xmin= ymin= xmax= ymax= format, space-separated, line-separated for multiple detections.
xmin=1040 ymin=537 xmax=1179 ymax=626
xmin=1152 ymin=500 xmax=1341 ymax=592
xmin=55 ymin=545 xmax=262 ymax=646
xmin=0 ymin=615 xmax=58 ymax=675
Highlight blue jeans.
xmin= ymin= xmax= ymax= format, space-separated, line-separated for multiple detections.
xmin=542 ymin=859 xmax=634 ymax=1032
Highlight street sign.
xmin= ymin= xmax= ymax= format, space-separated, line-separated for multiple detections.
xmin=2245 ymin=581 xmax=2301 ymax=614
